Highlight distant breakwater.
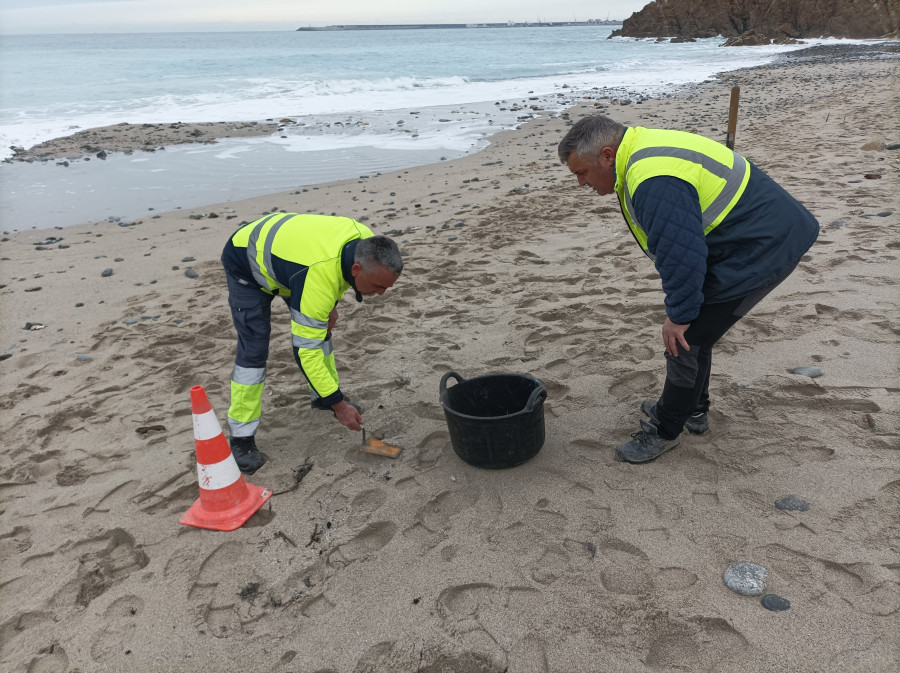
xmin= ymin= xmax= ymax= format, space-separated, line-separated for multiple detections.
xmin=297 ymin=21 xmax=622 ymax=31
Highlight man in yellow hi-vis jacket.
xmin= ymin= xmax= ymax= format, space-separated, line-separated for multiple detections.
xmin=559 ymin=115 xmax=818 ymax=464
xmin=220 ymin=213 xmax=403 ymax=473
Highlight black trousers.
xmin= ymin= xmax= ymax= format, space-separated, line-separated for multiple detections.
xmin=653 ymin=264 xmax=798 ymax=440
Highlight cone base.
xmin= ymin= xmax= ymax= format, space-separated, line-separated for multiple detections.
xmin=180 ymin=482 xmax=272 ymax=531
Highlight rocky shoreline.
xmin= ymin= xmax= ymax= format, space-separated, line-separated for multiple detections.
xmin=6 ymin=119 xmax=279 ymax=164
xmin=611 ymin=0 xmax=898 ymax=40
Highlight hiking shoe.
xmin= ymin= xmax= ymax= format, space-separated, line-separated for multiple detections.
xmin=230 ymin=435 xmax=265 ymax=474
xmin=641 ymin=399 xmax=709 ymax=436
xmin=311 ymin=398 xmax=361 ymax=416
xmin=616 ymin=419 xmax=682 ymax=464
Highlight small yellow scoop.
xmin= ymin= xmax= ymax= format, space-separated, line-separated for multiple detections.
xmin=361 ymin=425 xmax=402 ymax=458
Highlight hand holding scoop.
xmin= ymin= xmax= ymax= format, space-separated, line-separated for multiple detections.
xmin=360 ymin=424 xmax=402 ymax=458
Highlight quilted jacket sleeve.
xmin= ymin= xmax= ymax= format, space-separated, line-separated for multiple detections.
xmin=632 ymin=176 xmax=707 ymax=324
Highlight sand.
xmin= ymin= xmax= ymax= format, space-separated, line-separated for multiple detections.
xmin=1 ymin=44 xmax=898 ymax=673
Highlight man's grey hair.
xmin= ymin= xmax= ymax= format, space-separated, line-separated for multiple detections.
xmin=557 ymin=115 xmax=626 ymax=165
xmin=355 ymin=235 xmax=404 ymax=275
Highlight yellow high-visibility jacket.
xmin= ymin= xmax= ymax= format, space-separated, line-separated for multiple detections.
xmin=222 ymin=213 xmax=373 ymax=404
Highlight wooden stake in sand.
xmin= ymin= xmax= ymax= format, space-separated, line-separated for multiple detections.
xmin=726 ymin=86 xmax=740 ymax=149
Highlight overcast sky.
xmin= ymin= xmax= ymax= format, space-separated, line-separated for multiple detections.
xmin=0 ymin=0 xmax=649 ymax=35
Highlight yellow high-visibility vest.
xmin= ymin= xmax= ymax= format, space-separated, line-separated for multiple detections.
xmin=615 ymin=126 xmax=751 ymax=259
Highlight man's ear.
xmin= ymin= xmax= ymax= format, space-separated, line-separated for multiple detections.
xmin=350 ymin=262 xmax=362 ymax=278
xmin=600 ymin=146 xmax=615 ymax=165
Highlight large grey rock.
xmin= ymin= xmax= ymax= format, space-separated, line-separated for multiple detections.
xmin=610 ymin=0 xmax=897 ymax=40
xmin=724 ymin=561 xmax=768 ymax=596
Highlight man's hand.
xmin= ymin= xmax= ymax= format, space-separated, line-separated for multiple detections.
xmin=662 ymin=317 xmax=691 ymax=357
xmin=332 ymin=400 xmax=363 ymax=431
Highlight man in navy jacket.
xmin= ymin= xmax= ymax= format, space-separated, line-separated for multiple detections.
xmin=558 ymin=115 xmax=819 ymax=463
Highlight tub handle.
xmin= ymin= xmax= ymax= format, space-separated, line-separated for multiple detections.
xmin=439 ymin=371 xmax=464 ymax=399
xmin=524 ymin=381 xmax=547 ymax=412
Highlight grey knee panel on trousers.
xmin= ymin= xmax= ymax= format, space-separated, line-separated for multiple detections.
xmin=665 ymin=346 xmax=700 ymax=388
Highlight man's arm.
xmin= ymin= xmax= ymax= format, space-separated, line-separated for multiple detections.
xmin=288 ymin=267 xmax=343 ymax=405
xmin=633 ymin=176 xmax=707 ymax=323
xmin=633 ymin=176 xmax=707 ymax=355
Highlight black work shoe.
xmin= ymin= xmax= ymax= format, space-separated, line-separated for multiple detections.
xmin=616 ymin=420 xmax=682 ymax=464
xmin=230 ymin=436 xmax=265 ymax=474
xmin=641 ymin=399 xmax=709 ymax=436
xmin=310 ymin=398 xmax=361 ymax=416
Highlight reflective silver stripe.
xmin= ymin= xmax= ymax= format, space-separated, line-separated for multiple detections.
xmin=624 ymin=146 xmax=747 ymax=230
xmin=704 ymin=154 xmax=747 ymax=229
xmin=245 ymin=214 xmax=279 ymax=288
xmin=291 ymin=308 xmax=329 ymax=330
xmin=227 ymin=418 xmax=259 ymax=438
xmin=231 ymin=365 xmax=266 ymax=386
xmin=292 ymin=335 xmax=334 ymax=356
xmin=245 ymin=213 xmax=294 ymax=291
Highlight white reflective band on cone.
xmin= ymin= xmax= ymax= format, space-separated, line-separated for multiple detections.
xmin=192 ymin=409 xmax=223 ymax=441
xmin=197 ymin=457 xmax=241 ymax=491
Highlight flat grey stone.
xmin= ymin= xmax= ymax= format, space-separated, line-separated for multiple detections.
xmin=775 ymin=495 xmax=810 ymax=511
xmin=724 ymin=561 xmax=768 ymax=596
xmin=184 ymin=268 xmax=199 ymax=279
xmin=761 ymin=594 xmax=791 ymax=611
xmin=791 ymin=366 xmax=822 ymax=378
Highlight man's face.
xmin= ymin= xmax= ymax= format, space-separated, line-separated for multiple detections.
xmin=352 ymin=263 xmax=398 ymax=296
xmin=567 ymin=147 xmax=616 ymax=195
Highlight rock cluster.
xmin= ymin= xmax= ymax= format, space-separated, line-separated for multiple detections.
xmin=612 ymin=0 xmax=898 ymax=41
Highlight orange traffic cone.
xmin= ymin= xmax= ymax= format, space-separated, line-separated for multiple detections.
xmin=180 ymin=385 xmax=272 ymax=531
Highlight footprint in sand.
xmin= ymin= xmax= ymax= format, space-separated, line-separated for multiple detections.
xmin=0 ymin=611 xmax=55 ymax=671
xmin=49 ymin=529 xmax=149 ymax=610
xmin=326 ymin=521 xmax=398 ymax=569
xmin=645 ymin=615 xmax=748 ymax=671
xmin=90 ymin=595 xmax=144 ymax=663
xmin=187 ymin=541 xmax=262 ymax=638
xmin=0 ymin=525 xmax=32 ymax=556
xmin=595 ymin=536 xmax=694 ymax=595
xmin=757 ymin=543 xmax=900 ymax=616
xmin=607 ymin=370 xmax=657 ymax=401
xmin=435 ymin=583 xmax=548 ymax=667
xmin=346 ymin=488 xmax=388 ymax=528
xmin=416 ymin=484 xmax=481 ymax=532
xmin=25 ymin=643 xmax=70 ymax=673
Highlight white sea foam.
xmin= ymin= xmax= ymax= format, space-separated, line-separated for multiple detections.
xmin=0 ymin=28 xmax=878 ymax=229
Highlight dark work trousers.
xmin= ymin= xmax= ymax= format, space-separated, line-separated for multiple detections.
xmin=653 ymin=264 xmax=798 ymax=440
xmin=226 ymin=270 xmax=288 ymax=370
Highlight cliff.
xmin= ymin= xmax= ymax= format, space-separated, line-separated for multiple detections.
xmin=611 ymin=0 xmax=898 ymax=40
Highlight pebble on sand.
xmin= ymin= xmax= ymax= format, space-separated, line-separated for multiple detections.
xmin=775 ymin=495 xmax=810 ymax=511
xmin=724 ymin=561 xmax=768 ymax=596
xmin=791 ymin=366 xmax=822 ymax=378
xmin=761 ymin=594 xmax=791 ymax=611
xmin=184 ymin=268 xmax=199 ymax=279
xmin=101 ymin=268 xmax=113 ymax=277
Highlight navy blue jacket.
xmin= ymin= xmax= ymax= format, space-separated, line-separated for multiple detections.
xmin=632 ymin=161 xmax=819 ymax=324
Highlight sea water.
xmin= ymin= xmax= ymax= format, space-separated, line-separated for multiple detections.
xmin=0 ymin=27 xmax=852 ymax=230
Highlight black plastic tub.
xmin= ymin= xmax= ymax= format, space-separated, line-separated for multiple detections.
xmin=439 ymin=371 xmax=547 ymax=469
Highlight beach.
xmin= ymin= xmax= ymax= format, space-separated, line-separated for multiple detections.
xmin=1 ymin=43 xmax=898 ymax=673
